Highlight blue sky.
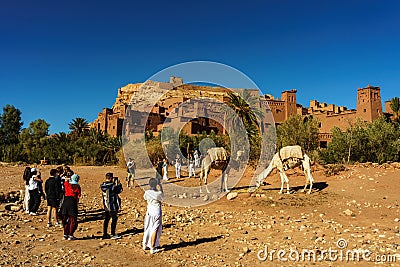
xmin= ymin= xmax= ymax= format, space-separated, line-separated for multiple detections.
xmin=1 ymin=0 xmax=399 ymax=133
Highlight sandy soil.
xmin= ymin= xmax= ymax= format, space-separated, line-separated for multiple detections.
xmin=0 ymin=163 xmax=399 ymax=266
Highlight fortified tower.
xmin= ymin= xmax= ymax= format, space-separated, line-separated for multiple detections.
xmin=281 ymin=89 xmax=297 ymax=120
xmin=356 ymin=85 xmax=382 ymax=122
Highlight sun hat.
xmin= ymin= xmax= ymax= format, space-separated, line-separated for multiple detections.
xmin=69 ymin=174 xmax=80 ymax=185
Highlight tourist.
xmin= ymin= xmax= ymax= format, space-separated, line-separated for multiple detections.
xmin=194 ymin=149 xmax=200 ymax=168
xmin=60 ymin=174 xmax=81 ymax=240
xmin=162 ymin=158 xmax=168 ymax=181
xmin=55 ymin=166 xmax=64 ymax=202
xmin=155 ymin=158 xmax=163 ymax=184
xmin=36 ymin=171 xmax=46 ymax=200
xmin=28 ymin=168 xmax=41 ymax=215
xmin=22 ymin=167 xmax=31 ymax=213
xmin=188 ymin=154 xmax=196 ymax=178
xmin=174 ymin=154 xmax=181 ymax=179
xmin=45 ymin=169 xmax=62 ymax=227
xmin=100 ymin=173 xmax=123 ymax=240
xmin=126 ymin=158 xmax=136 ymax=188
xmin=143 ymin=178 xmax=163 ymax=254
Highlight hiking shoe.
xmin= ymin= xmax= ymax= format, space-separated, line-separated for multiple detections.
xmin=29 ymin=212 xmax=37 ymax=216
xmin=55 ymin=222 xmax=62 ymax=227
xmin=110 ymin=235 xmax=121 ymax=240
xmin=47 ymin=222 xmax=52 ymax=227
xmin=150 ymin=248 xmax=160 ymax=254
xmin=62 ymin=235 xmax=68 ymax=240
xmin=102 ymin=234 xmax=110 ymax=239
xmin=68 ymin=235 xmax=77 ymax=240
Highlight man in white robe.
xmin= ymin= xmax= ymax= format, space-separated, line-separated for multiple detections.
xmin=194 ymin=150 xmax=200 ymax=168
xmin=162 ymin=159 xmax=168 ymax=181
xmin=174 ymin=154 xmax=181 ymax=179
xmin=143 ymin=178 xmax=163 ymax=254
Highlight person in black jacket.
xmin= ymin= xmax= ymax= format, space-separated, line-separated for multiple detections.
xmin=100 ymin=173 xmax=123 ymax=240
xmin=45 ymin=169 xmax=62 ymax=227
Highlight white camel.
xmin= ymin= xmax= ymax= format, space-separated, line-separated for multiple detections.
xmin=200 ymin=147 xmax=230 ymax=194
xmin=255 ymin=145 xmax=314 ymax=194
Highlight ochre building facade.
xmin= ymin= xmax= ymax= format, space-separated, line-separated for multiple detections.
xmin=91 ymin=77 xmax=393 ymax=146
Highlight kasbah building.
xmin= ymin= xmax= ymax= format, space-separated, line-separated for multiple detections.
xmin=91 ymin=76 xmax=395 ymax=147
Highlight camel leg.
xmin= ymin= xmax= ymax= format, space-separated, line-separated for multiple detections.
xmin=199 ymin=167 xmax=203 ymax=193
xmin=301 ymin=170 xmax=309 ymax=193
xmin=220 ymin=171 xmax=228 ymax=192
xmin=303 ymin=154 xmax=314 ymax=194
xmin=284 ymin=172 xmax=290 ymax=194
xmin=305 ymin=167 xmax=314 ymax=194
xmin=301 ymin=159 xmax=309 ymax=193
xmin=224 ymin=172 xmax=229 ymax=192
xmin=204 ymin=170 xmax=210 ymax=193
xmin=220 ymin=172 xmax=224 ymax=192
xmin=278 ymin=169 xmax=290 ymax=194
xmin=278 ymin=171 xmax=284 ymax=194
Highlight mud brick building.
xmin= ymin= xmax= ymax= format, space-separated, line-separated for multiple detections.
xmin=91 ymin=77 xmax=393 ymax=146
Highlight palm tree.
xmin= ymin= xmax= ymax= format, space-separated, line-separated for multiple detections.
xmin=68 ymin=117 xmax=89 ymax=136
xmin=87 ymin=128 xmax=106 ymax=144
xmin=102 ymin=136 xmax=122 ymax=164
xmin=225 ymin=90 xmax=264 ymax=159
xmin=390 ymin=97 xmax=400 ymax=120
xmin=225 ymin=91 xmax=262 ymax=127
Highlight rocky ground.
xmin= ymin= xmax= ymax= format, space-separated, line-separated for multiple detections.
xmin=0 ymin=163 xmax=399 ymax=266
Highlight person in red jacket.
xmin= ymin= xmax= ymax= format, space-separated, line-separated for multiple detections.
xmin=60 ymin=174 xmax=81 ymax=240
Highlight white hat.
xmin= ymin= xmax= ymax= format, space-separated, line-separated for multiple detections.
xmin=69 ymin=174 xmax=80 ymax=185
xmin=31 ymin=168 xmax=37 ymax=172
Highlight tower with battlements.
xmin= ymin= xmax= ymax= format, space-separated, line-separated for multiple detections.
xmin=356 ymin=85 xmax=382 ymax=122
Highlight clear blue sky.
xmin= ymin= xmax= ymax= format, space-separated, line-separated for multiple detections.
xmin=1 ymin=0 xmax=399 ymax=134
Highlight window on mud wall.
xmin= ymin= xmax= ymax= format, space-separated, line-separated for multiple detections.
xmin=319 ymin=141 xmax=327 ymax=148
xmin=364 ymin=109 xmax=366 ymax=112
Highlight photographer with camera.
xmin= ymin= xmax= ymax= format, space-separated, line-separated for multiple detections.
xmin=100 ymin=172 xmax=123 ymax=240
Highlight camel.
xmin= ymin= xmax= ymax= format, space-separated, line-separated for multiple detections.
xmin=255 ymin=145 xmax=314 ymax=194
xmin=199 ymin=147 xmax=230 ymax=193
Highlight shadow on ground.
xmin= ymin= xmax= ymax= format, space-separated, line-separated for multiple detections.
xmin=161 ymin=235 xmax=223 ymax=251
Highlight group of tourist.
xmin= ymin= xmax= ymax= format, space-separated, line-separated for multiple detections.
xmin=23 ymin=166 xmax=82 ymax=240
xmin=22 ymin=162 xmax=164 ymax=254
xmin=153 ymin=149 xmax=202 ymax=182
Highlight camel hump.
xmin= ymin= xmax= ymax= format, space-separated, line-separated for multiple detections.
xmin=279 ymin=145 xmax=303 ymax=161
xmin=207 ymin=147 xmax=228 ymax=162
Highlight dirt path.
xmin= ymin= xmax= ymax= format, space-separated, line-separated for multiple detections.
xmin=0 ymin=164 xmax=399 ymax=266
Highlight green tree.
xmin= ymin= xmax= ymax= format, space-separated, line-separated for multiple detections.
xmin=319 ymin=116 xmax=400 ymax=164
xmin=366 ymin=116 xmax=400 ymax=163
xmin=68 ymin=117 xmax=89 ymax=137
xmin=225 ymin=90 xmax=263 ymax=160
xmin=20 ymin=119 xmax=50 ymax=163
xmin=276 ymin=114 xmax=320 ymax=153
xmin=226 ymin=91 xmax=261 ymax=127
xmin=318 ymin=126 xmax=348 ymax=164
xmin=101 ymin=136 xmax=122 ymax=164
xmin=390 ymin=97 xmax=400 ymax=120
xmin=0 ymin=104 xmax=23 ymax=145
